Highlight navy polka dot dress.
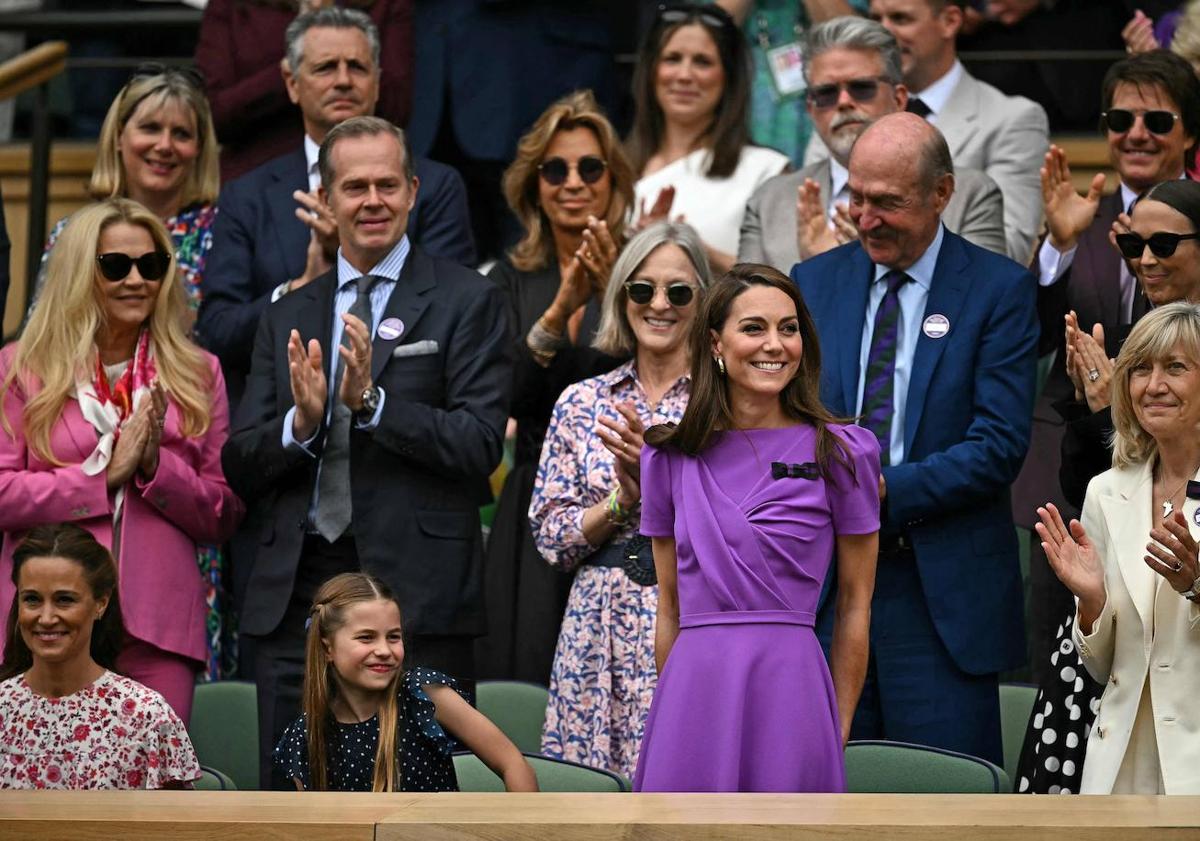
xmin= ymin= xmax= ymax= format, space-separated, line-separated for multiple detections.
xmin=273 ymin=667 xmax=463 ymax=791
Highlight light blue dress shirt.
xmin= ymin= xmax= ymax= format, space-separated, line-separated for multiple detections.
xmin=854 ymin=224 xmax=944 ymax=466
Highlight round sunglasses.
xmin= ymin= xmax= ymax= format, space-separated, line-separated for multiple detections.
xmin=1100 ymin=108 xmax=1180 ymax=136
xmin=624 ymin=279 xmax=696 ymax=306
xmin=537 ymin=156 xmax=608 ymax=186
xmin=96 ymin=251 xmax=172 ymax=282
xmin=1114 ymin=231 xmax=1200 ymax=260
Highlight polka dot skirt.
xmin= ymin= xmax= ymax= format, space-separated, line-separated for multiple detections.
xmin=273 ymin=667 xmax=462 ymax=791
xmin=1015 ymin=612 xmax=1103 ymax=794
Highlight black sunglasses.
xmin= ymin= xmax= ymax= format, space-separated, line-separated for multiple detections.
xmin=538 ymin=156 xmax=608 ymax=186
xmin=1115 ymin=231 xmax=1200 ymax=260
xmin=127 ymin=61 xmax=206 ymax=92
xmin=96 ymin=251 xmax=172 ymax=282
xmin=624 ymin=280 xmax=696 ymax=306
xmin=1101 ymin=108 xmax=1179 ymax=135
xmin=807 ymin=78 xmax=889 ymax=110
xmin=657 ymin=3 xmax=735 ymax=31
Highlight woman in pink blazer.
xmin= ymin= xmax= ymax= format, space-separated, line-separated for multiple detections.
xmin=0 ymin=198 xmax=243 ymax=723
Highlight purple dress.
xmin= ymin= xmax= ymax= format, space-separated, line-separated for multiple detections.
xmin=634 ymin=423 xmax=880 ymax=792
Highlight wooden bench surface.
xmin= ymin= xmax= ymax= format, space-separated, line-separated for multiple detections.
xmin=2 ymin=792 xmax=1199 ymax=841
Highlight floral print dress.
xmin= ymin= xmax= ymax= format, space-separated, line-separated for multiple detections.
xmin=529 ymin=360 xmax=690 ymax=778
xmin=0 ymin=671 xmax=200 ymax=789
xmin=38 ymin=203 xmax=229 ymax=681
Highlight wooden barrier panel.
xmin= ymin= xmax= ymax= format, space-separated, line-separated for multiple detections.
xmin=1 ymin=792 xmax=1199 ymax=841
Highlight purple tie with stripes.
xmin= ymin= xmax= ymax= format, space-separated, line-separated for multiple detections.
xmin=861 ymin=270 xmax=909 ymax=466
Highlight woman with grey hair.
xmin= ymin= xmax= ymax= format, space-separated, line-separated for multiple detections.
xmin=530 ymin=221 xmax=710 ymax=778
xmin=1037 ymin=301 xmax=1200 ymax=794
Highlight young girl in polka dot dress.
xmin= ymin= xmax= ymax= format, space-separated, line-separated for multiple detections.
xmin=273 ymin=573 xmax=537 ymax=792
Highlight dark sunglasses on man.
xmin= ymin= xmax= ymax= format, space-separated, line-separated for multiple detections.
xmin=96 ymin=251 xmax=172 ymax=282
xmin=1114 ymin=231 xmax=1200 ymax=260
xmin=624 ymin=279 xmax=696 ymax=307
xmin=537 ymin=156 xmax=608 ymax=186
xmin=806 ymin=78 xmax=889 ymax=110
xmin=1100 ymin=108 xmax=1180 ymax=136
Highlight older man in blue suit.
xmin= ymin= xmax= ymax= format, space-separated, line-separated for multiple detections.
xmin=791 ymin=112 xmax=1037 ymax=765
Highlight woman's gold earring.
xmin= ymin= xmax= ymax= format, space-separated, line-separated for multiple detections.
xmin=716 ymin=357 xmax=726 ymax=376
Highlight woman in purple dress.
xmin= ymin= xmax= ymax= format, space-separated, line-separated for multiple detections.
xmin=635 ymin=265 xmax=880 ymax=792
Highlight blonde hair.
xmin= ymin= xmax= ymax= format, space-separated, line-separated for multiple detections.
xmin=1111 ymin=301 xmax=1200 ymax=468
xmin=303 ymin=572 xmax=406 ymax=792
xmin=1172 ymin=1 xmax=1200 ymax=68
xmin=593 ymin=221 xmax=711 ymax=356
xmin=1 ymin=199 xmax=212 ymax=463
xmin=91 ymin=71 xmax=219 ymax=208
xmin=502 ymin=90 xmax=635 ymax=272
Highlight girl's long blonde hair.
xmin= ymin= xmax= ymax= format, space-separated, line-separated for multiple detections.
xmin=1 ymin=199 xmax=212 ymax=464
xmin=303 ymin=572 xmax=406 ymax=792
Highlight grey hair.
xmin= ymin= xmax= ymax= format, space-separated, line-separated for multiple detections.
xmin=919 ymin=126 xmax=955 ymax=190
xmin=285 ymin=6 xmax=381 ymax=74
xmin=802 ymin=17 xmax=903 ymax=87
xmin=319 ymin=115 xmax=414 ymax=189
xmin=593 ymin=221 xmax=712 ymax=357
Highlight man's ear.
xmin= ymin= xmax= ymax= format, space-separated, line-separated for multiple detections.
xmin=939 ymin=2 xmax=964 ymax=39
xmin=282 ymin=58 xmax=300 ymax=105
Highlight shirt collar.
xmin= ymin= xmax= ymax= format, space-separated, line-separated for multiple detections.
xmin=830 ymin=158 xmax=850 ymax=199
xmin=910 ymin=59 xmax=964 ymax=118
xmin=873 ymin=223 xmax=944 ymax=290
xmin=1120 ymin=170 xmax=1188 ymax=214
xmin=336 ymin=234 xmax=410 ymax=290
xmin=303 ymin=134 xmax=321 ymax=182
xmin=598 ymin=359 xmax=691 ymax=394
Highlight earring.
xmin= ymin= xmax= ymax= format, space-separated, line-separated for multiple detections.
xmin=715 ymin=356 xmax=726 ymax=376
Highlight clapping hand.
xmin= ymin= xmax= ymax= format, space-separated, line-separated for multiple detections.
xmin=288 ymin=329 xmax=327 ymax=441
xmin=138 ymin=383 xmax=168 ymax=479
xmin=637 ymin=186 xmax=676 ymax=231
xmin=1146 ymin=511 xmax=1200 ymax=597
xmin=598 ymin=402 xmax=645 ymax=506
xmin=337 ymin=312 xmax=374 ymax=412
xmin=1065 ymin=313 xmax=1113 ymax=413
xmin=578 ymin=216 xmax=619 ymax=293
xmin=796 ymin=179 xmax=840 ymax=260
xmin=1041 ymin=145 xmax=1105 ymax=253
xmin=1036 ymin=503 xmax=1107 ymax=624
xmin=107 ymin=397 xmax=152 ymax=490
xmin=1122 ymin=9 xmax=1159 ymax=54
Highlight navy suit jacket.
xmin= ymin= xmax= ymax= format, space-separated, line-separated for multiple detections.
xmin=222 ymin=245 xmax=511 ymax=639
xmin=791 ymin=229 xmax=1038 ymax=675
xmin=196 ymin=148 xmax=476 ymax=401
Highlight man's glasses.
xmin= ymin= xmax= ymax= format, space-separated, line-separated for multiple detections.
xmin=807 ymin=78 xmax=889 ymax=110
xmin=1101 ymin=108 xmax=1180 ymax=135
xmin=96 ymin=251 xmax=172 ymax=282
xmin=1114 ymin=231 xmax=1200 ymax=259
xmin=624 ymin=280 xmax=696 ymax=306
xmin=537 ymin=156 xmax=608 ymax=186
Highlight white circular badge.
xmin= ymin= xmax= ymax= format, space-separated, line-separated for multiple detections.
xmin=378 ymin=317 xmax=404 ymax=341
xmin=922 ymin=314 xmax=950 ymax=339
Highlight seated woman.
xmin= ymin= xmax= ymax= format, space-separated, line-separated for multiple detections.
xmin=628 ymin=2 xmax=789 ymax=274
xmin=0 ymin=523 xmax=200 ymax=790
xmin=0 ymin=199 xmax=244 ymax=723
xmin=1037 ymin=301 xmax=1200 ymax=794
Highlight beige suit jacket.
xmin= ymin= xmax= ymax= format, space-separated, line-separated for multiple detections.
xmin=1074 ymin=460 xmax=1200 ymax=794
xmin=737 ymin=157 xmax=1006 ymax=273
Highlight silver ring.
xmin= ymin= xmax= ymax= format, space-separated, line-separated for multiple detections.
xmin=1087 ymin=369 xmax=1100 ymax=382
xmin=1173 ymin=561 xmax=1184 ymax=573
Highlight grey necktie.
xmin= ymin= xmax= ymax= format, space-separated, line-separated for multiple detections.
xmin=313 ymin=275 xmax=379 ymax=541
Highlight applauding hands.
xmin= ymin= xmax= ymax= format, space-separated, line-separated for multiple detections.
xmin=107 ymin=383 xmax=168 ymax=489
xmin=1041 ymin=145 xmax=1106 ymax=253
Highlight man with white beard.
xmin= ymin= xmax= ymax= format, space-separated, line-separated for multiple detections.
xmin=738 ymin=16 xmax=1006 ymax=273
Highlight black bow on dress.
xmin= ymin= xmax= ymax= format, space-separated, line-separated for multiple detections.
xmin=771 ymin=461 xmax=819 ymax=480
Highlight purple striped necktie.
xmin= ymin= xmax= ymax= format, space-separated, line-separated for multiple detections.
xmin=861 ymin=270 xmax=910 ymax=466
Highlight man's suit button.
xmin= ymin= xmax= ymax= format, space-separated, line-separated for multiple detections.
xmin=296 ymin=519 xmax=306 ymax=530
xmin=1095 ymin=725 xmax=1105 ymax=738
xmin=1109 ymin=674 xmax=1118 ymax=686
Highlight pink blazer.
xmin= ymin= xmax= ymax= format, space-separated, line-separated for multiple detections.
xmin=0 ymin=345 xmax=244 ymax=662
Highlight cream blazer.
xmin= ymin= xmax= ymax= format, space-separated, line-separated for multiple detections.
xmin=1073 ymin=460 xmax=1200 ymax=794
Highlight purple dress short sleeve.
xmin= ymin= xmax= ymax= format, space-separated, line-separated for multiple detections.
xmin=639 ymin=442 xmax=675 ymax=538
xmin=827 ymin=424 xmax=882 ymax=536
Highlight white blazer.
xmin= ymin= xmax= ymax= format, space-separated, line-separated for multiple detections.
xmin=1074 ymin=460 xmax=1200 ymax=794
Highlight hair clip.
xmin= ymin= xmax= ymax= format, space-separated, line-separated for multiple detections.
xmin=771 ymin=461 xmax=819 ymax=480
xmin=304 ymin=616 xmax=313 ymax=631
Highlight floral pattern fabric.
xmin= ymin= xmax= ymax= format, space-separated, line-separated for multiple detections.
xmin=0 ymin=671 xmax=200 ymax=789
xmin=529 ymin=360 xmax=689 ymax=778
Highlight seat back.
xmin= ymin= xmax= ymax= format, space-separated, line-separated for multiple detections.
xmin=193 ymin=765 xmax=237 ymax=790
xmin=453 ymin=752 xmax=628 ymax=792
xmin=190 ymin=681 xmax=260 ymax=791
xmin=475 ymin=680 xmax=550 ymax=755
xmin=999 ymin=683 xmax=1038 ymax=789
xmin=845 ymin=740 xmax=1010 ymax=793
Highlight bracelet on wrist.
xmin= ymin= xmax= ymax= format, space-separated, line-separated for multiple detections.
xmin=605 ymin=488 xmax=632 ymax=525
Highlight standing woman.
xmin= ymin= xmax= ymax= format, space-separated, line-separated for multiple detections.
xmin=0 ymin=199 xmax=243 ymax=723
xmin=481 ymin=90 xmax=635 ymax=684
xmin=628 ymin=3 xmax=789 ymax=275
xmin=635 ymin=266 xmax=879 ymax=792
xmin=530 ymin=221 xmax=711 ymax=778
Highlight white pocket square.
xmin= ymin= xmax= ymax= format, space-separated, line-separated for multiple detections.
xmin=392 ymin=340 xmax=439 ymax=358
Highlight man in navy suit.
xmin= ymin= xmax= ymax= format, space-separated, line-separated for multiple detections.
xmin=792 ymin=112 xmax=1037 ymax=764
xmin=197 ymin=7 xmax=476 ymax=405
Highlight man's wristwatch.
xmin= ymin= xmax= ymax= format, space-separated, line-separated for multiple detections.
xmin=357 ymin=385 xmax=381 ymax=419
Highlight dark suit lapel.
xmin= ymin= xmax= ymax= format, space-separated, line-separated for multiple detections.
xmin=1080 ymin=191 xmax=1124 ymax=325
xmin=268 ymin=149 xmax=311 ymax=283
xmin=370 ymin=245 xmax=436 ymax=383
xmin=295 ymin=270 xmax=337 ymax=359
xmin=904 ymin=230 xmax=970 ymax=452
xmin=834 ymin=246 xmax=873 ymax=415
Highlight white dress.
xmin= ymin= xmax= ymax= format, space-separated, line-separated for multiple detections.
xmin=635 ymin=146 xmax=789 ymax=258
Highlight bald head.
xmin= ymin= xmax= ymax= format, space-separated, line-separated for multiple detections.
xmin=847 ymin=112 xmax=954 ymax=270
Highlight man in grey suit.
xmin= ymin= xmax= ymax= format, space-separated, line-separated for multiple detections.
xmin=870 ymin=0 xmax=1049 ymax=264
xmin=739 ymin=17 xmax=1004 ymax=273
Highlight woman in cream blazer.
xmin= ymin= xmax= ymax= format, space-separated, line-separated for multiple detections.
xmin=1038 ymin=302 xmax=1200 ymax=795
